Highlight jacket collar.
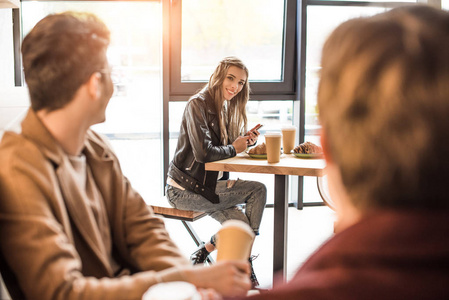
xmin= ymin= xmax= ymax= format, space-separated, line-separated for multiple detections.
xmin=203 ymin=90 xmax=217 ymax=116
xmin=21 ymin=108 xmax=112 ymax=165
xmin=21 ymin=108 xmax=66 ymax=166
xmin=201 ymin=91 xmax=222 ymax=142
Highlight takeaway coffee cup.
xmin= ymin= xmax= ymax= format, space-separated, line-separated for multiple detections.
xmin=216 ymin=220 xmax=255 ymax=261
xmin=142 ymin=281 xmax=200 ymax=300
xmin=281 ymin=125 xmax=296 ymax=154
xmin=265 ymin=132 xmax=282 ymax=163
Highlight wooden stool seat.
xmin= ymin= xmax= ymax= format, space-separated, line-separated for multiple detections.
xmin=149 ymin=197 xmax=214 ymax=264
xmin=151 ymin=205 xmax=207 ymax=222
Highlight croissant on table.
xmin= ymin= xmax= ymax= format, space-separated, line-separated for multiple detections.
xmin=293 ymin=141 xmax=322 ymax=154
xmin=248 ymin=143 xmax=267 ymax=155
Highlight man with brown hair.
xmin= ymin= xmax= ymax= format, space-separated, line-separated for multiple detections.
xmin=0 ymin=11 xmax=250 ymax=300
xmin=240 ymin=5 xmax=449 ymax=300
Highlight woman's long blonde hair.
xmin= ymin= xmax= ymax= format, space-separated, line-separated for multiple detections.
xmin=205 ymin=56 xmax=250 ymax=144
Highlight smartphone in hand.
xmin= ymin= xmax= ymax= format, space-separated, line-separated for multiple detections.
xmin=250 ymin=124 xmax=263 ymax=133
xmin=246 ymin=124 xmax=263 ymax=145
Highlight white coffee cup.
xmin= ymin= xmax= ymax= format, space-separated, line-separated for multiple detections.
xmin=142 ymin=281 xmax=200 ymax=300
xmin=281 ymin=125 xmax=297 ymax=154
xmin=216 ymin=220 xmax=255 ymax=261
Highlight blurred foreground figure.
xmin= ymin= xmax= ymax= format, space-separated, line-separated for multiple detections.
xmin=238 ymin=4 xmax=449 ymax=300
xmin=0 ymin=12 xmax=250 ymax=300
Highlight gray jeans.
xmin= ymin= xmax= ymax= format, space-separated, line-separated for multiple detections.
xmin=165 ymin=179 xmax=266 ymax=235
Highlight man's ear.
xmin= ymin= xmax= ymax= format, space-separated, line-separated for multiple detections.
xmin=87 ymin=72 xmax=101 ymax=100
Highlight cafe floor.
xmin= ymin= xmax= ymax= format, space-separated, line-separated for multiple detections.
xmin=163 ymin=204 xmax=336 ymax=289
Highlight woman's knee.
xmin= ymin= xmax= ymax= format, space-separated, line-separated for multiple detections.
xmin=254 ymin=182 xmax=267 ymax=203
xmin=209 ymin=208 xmax=249 ymax=225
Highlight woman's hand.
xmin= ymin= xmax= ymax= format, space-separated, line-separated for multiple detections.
xmin=245 ymin=125 xmax=261 ymax=146
xmin=185 ymin=260 xmax=251 ymax=297
xmin=232 ymin=136 xmax=250 ymax=153
xmin=246 ymin=130 xmax=259 ymax=146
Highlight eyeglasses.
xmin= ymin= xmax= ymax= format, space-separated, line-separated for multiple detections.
xmin=97 ymin=66 xmax=119 ymax=85
xmin=98 ymin=67 xmax=112 ymax=75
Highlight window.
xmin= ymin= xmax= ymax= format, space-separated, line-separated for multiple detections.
xmin=181 ymin=1 xmax=284 ymax=82
xmin=169 ymin=0 xmax=297 ymax=99
xmin=21 ymin=1 xmax=164 ymax=202
xmin=443 ymin=0 xmax=449 ymax=10
xmin=305 ymin=5 xmax=388 ymax=139
xmin=301 ymin=0 xmax=418 ymax=205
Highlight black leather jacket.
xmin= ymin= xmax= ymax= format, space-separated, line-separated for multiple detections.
xmin=167 ymin=91 xmax=236 ymax=202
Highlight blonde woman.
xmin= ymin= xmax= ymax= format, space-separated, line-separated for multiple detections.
xmin=166 ymin=57 xmax=266 ymax=287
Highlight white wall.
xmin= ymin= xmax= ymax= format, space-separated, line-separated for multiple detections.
xmin=0 ymin=9 xmax=15 ymax=88
xmin=0 ymin=87 xmax=30 ymax=140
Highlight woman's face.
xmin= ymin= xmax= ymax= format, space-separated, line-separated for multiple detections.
xmin=222 ymin=66 xmax=247 ymax=101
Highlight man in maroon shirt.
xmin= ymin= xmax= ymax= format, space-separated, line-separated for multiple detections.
xmin=237 ymin=4 xmax=449 ymax=300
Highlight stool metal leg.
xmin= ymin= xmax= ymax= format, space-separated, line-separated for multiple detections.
xmin=181 ymin=220 xmax=215 ymax=264
xmin=181 ymin=220 xmax=202 ymax=246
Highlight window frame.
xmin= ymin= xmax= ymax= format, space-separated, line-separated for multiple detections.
xmin=11 ymin=8 xmax=22 ymax=86
xmin=168 ymin=0 xmax=298 ymax=101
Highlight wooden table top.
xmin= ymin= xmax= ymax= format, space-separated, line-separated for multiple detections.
xmin=205 ymin=153 xmax=326 ymax=177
